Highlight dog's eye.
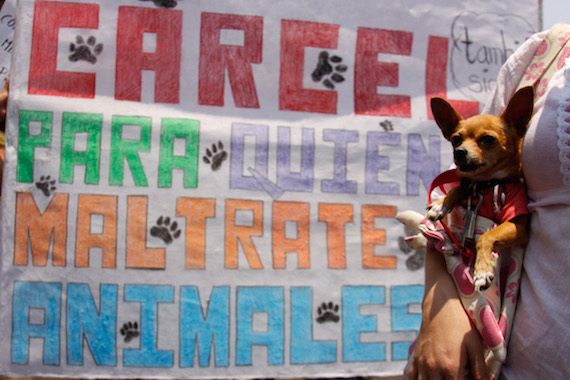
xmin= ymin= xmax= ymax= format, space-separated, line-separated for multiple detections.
xmin=479 ymin=135 xmax=496 ymax=146
xmin=451 ymin=135 xmax=462 ymax=147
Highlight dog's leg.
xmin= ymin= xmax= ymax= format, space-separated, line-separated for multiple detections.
xmin=474 ymin=216 xmax=528 ymax=290
xmin=426 ymin=186 xmax=465 ymax=221
xmin=473 ymin=235 xmax=496 ymax=290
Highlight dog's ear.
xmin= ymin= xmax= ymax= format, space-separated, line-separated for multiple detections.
xmin=501 ymin=86 xmax=534 ymax=138
xmin=431 ymin=97 xmax=463 ymax=140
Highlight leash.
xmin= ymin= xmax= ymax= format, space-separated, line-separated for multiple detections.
xmin=427 ymin=170 xmax=518 ymax=257
xmin=461 ymin=185 xmax=484 ymax=256
xmin=428 ymin=170 xmax=474 ymax=256
xmin=441 ymin=214 xmax=474 ymax=257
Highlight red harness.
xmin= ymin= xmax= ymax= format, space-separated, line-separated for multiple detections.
xmin=428 ymin=169 xmax=524 ymax=258
xmin=428 ymin=170 xmax=472 ymax=257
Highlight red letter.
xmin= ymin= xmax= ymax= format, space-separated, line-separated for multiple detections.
xmin=29 ymin=1 xmax=99 ymax=98
xmin=279 ymin=20 xmax=339 ymax=114
xmin=355 ymin=27 xmax=412 ymax=117
xmin=426 ymin=36 xmax=479 ymax=119
xmin=115 ymin=6 xmax=182 ymax=103
xmin=199 ymin=13 xmax=263 ymax=108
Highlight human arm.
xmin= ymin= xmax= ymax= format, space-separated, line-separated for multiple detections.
xmin=405 ymin=247 xmax=490 ymax=380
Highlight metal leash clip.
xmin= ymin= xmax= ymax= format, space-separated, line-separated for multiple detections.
xmin=462 ymin=188 xmax=483 ymax=253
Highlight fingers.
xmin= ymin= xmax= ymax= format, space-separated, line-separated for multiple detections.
xmin=406 ymin=360 xmax=417 ymax=380
xmin=406 ymin=340 xmax=488 ymax=380
xmin=468 ymin=355 xmax=490 ymax=380
xmin=466 ymin=339 xmax=491 ymax=380
xmin=406 ymin=357 xmax=449 ymax=380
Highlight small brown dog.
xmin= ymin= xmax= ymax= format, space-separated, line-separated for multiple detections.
xmin=427 ymin=86 xmax=533 ymax=290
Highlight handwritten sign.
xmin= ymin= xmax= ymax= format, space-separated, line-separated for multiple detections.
xmin=0 ymin=0 xmax=16 ymax=85
xmin=0 ymin=0 xmax=538 ymax=378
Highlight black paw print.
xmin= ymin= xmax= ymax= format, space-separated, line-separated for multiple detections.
xmin=311 ymin=51 xmax=347 ymax=90
xmin=35 ymin=175 xmax=56 ymax=197
xmin=379 ymin=120 xmax=394 ymax=131
xmin=69 ymin=35 xmax=103 ymax=64
xmin=203 ymin=141 xmax=227 ymax=171
xmin=397 ymin=233 xmax=425 ymax=271
xmin=138 ymin=0 xmax=179 ymax=8
xmin=150 ymin=216 xmax=181 ymax=244
xmin=405 ymin=250 xmax=425 ymax=271
xmin=120 ymin=321 xmax=140 ymax=343
xmin=316 ymin=301 xmax=340 ymax=324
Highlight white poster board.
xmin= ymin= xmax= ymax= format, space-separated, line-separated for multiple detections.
xmin=0 ymin=0 xmax=539 ymax=378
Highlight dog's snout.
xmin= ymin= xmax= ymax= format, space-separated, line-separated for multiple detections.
xmin=454 ymin=148 xmax=468 ymax=164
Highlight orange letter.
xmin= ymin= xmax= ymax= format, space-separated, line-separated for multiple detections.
xmin=318 ymin=203 xmax=353 ymax=269
xmin=225 ymin=199 xmax=263 ymax=269
xmin=126 ymin=196 xmax=166 ymax=269
xmin=361 ymin=204 xmax=397 ymax=268
xmin=14 ymin=192 xmax=68 ymax=266
xmin=75 ymin=194 xmax=118 ymax=268
xmin=176 ymin=197 xmax=215 ymax=269
xmin=273 ymin=201 xmax=310 ymax=269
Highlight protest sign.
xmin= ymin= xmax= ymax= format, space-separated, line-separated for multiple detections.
xmin=0 ymin=0 xmax=539 ymax=377
xmin=0 ymin=0 xmax=16 ymax=85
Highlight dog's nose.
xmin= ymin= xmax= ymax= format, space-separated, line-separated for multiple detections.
xmin=454 ymin=148 xmax=468 ymax=164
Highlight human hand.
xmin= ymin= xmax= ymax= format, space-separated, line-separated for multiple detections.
xmin=405 ymin=248 xmax=490 ymax=380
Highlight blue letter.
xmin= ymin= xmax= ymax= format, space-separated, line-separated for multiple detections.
xmin=12 ymin=281 xmax=61 ymax=365
xmin=236 ymin=287 xmax=284 ymax=366
xmin=123 ymin=285 xmax=174 ymax=367
xmin=365 ymin=132 xmax=400 ymax=195
xmin=290 ymin=287 xmax=336 ymax=364
xmin=322 ymin=129 xmax=358 ymax=193
xmin=67 ymin=283 xmax=117 ymax=366
xmin=277 ymin=127 xmax=315 ymax=192
xmin=407 ymin=134 xmax=440 ymax=195
xmin=391 ymin=285 xmax=423 ymax=360
xmin=180 ymin=286 xmax=229 ymax=367
xmin=230 ymin=123 xmax=269 ymax=191
xmin=342 ymin=286 xmax=385 ymax=362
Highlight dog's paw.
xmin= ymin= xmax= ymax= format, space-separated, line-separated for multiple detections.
xmin=426 ymin=202 xmax=447 ymax=221
xmin=473 ymin=240 xmax=497 ymax=291
xmin=473 ymin=270 xmax=494 ymax=291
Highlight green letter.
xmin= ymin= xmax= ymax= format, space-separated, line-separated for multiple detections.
xmin=109 ymin=115 xmax=151 ymax=186
xmin=60 ymin=112 xmax=102 ymax=184
xmin=17 ymin=110 xmax=53 ymax=183
xmin=158 ymin=118 xmax=199 ymax=188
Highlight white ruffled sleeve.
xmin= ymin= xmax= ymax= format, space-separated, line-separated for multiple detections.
xmin=481 ymin=31 xmax=547 ymax=116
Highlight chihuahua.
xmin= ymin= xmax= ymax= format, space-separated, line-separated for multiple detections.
xmin=427 ymin=86 xmax=533 ymax=290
